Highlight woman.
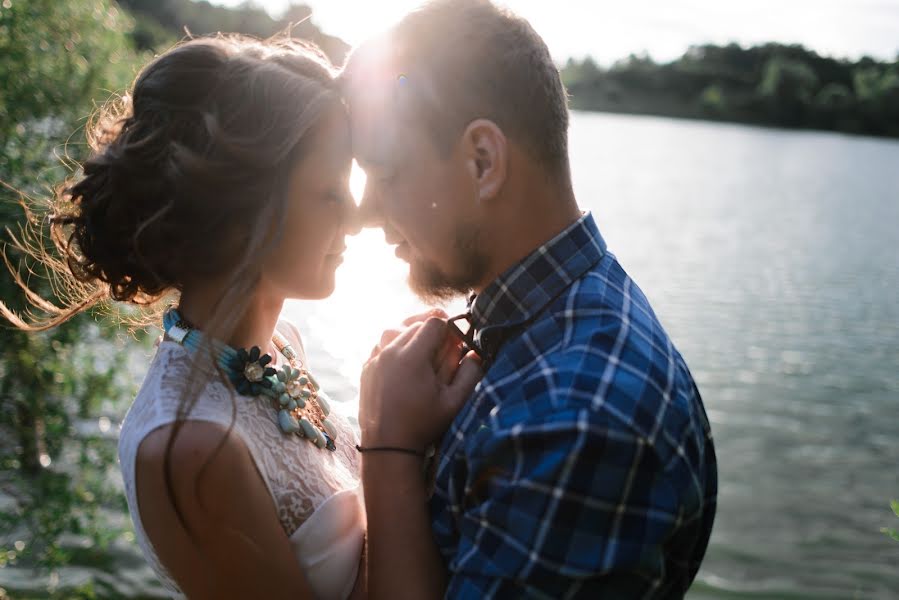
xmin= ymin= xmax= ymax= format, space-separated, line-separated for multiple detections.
xmin=2 ymin=36 xmax=363 ymax=598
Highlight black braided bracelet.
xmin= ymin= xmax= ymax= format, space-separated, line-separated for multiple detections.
xmin=355 ymin=444 xmax=425 ymax=458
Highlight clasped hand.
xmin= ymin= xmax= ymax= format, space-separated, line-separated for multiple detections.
xmin=359 ymin=310 xmax=483 ymax=452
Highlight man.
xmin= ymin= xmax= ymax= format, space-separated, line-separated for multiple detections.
xmin=343 ymin=1 xmax=717 ymax=597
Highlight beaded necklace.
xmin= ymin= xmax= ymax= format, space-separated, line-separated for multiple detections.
xmin=162 ymin=309 xmax=337 ymax=451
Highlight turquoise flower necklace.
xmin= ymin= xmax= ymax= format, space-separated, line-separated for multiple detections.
xmin=162 ymin=308 xmax=337 ymax=451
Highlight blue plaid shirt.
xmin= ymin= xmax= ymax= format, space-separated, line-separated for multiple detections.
xmin=430 ymin=213 xmax=717 ymax=599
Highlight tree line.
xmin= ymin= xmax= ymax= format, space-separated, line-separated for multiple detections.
xmin=118 ymin=0 xmax=348 ymax=63
xmin=561 ymin=43 xmax=899 ymax=137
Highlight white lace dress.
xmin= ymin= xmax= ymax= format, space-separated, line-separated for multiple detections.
xmin=118 ymin=321 xmax=364 ymax=599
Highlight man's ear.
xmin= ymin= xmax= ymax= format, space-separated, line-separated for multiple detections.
xmin=462 ymin=119 xmax=507 ymax=202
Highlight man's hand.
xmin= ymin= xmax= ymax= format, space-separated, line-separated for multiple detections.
xmin=359 ymin=316 xmax=482 ymax=452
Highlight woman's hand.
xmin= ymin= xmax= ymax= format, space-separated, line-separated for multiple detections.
xmin=367 ymin=308 xmax=448 ymax=360
xmin=359 ymin=316 xmax=482 ymax=452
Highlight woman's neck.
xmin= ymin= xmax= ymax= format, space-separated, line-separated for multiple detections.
xmin=178 ymin=280 xmax=285 ymax=352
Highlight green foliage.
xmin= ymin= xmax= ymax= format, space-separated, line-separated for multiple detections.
xmin=882 ymin=500 xmax=899 ymax=543
xmin=0 ymin=0 xmax=140 ymax=139
xmin=562 ymin=56 xmax=601 ymax=88
xmin=811 ymin=83 xmax=859 ymax=131
xmin=813 ymin=83 xmax=854 ymax=111
xmin=756 ymin=57 xmax=820 ymax=125
xmin=118 ymin=0 xmax=349 ymax=64
xmin=0 ymin=323 xmax=140 ymax=566
xmin=561 ymin=43 xmax=899 ymax=137
xmin=0 ymin=0 xmax=148 ymax=581
xmin=853 ymin=66 xmax=899 ymax=135
xmin=699 ymin=84 xmax=727 ymax=116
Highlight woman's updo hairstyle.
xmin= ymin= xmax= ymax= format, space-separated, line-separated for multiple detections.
xmin=4 ymin=34 xmax=341 ymax=330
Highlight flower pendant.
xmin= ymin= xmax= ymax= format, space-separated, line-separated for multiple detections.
xmin=226 ymin=346 xmax=277 ymax=396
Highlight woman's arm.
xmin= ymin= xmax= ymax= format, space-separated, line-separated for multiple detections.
xmin=358 ymin=318 xmax=482 ymax=600
xmin=136 ymin=420 xmax=316 ymax=599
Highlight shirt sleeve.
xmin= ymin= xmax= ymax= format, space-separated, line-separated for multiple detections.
xmin=444 ymin=401 xmax=682 ymax=599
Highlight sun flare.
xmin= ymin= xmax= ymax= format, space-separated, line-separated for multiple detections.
xmin=349 ymin=160 xmax=367 ymax=206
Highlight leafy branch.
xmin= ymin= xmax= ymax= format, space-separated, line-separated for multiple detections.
xmin=882 ymin=500 xmax=899 ymax=542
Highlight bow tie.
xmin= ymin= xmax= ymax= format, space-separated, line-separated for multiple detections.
xmin=447 ymin=292 xmax=535 ymax=369
xmin=445 ymin=293 xmax=486 ymax=363
xmin=448 ymin=311 xmax=486 ymax=362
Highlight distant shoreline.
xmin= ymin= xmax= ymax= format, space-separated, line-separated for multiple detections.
xmin=561 ymin=43 xmax=899 ymax=141
xmin=567 ymin=105 xmax=899 ymax=142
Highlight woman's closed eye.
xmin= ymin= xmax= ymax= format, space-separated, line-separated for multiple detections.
xmin=325 ymin=188 xmax=351 ymax=204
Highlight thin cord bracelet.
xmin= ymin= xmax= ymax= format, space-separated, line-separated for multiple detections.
xmin=355 ymin=444 xmax=424 ymax=458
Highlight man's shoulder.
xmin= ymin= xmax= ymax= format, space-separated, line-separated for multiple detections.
xmin=562 ymin=252 xmax=661 ymax=333
xmin=499 ymin=254 xmax=676 ymax=377
xmin=484 ymin=254 xmax=702 ymax=455
xmin=509 ymin=252 xmax=664 ymax=354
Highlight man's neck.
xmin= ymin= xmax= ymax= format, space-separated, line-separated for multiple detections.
xmin=474 ymin=181 xmax=582 ymax=294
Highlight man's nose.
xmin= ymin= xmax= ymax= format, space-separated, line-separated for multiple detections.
xmin=343 ymin=201 xmax=363 ymax=236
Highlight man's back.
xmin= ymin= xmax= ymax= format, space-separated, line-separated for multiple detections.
xmin=430 ymin=213 xmax=717 ymax=598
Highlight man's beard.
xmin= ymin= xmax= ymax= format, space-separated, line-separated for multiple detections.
xmin=407 ymin=225 xmax=488 ymax=305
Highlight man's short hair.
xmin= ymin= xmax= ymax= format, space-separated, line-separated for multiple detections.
xmin=342 ymin=0 xmax=570 ymax=177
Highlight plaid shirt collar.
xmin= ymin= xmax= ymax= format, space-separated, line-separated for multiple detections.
xmin=466 ymin=212 xmax=606 ymax=360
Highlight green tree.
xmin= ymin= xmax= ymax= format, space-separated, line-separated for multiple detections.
xmin=699 ymin=83 xmax=728 ymax=117
xmin=118 ymin=0 xmax=349 ymax=64
xmin=0 ymin=0 xmax=148 ymax=579
xmin=757 ymin=56 xmax=820 ymax=126
xmin=558 ymin=42 xmax=899 ymax=137
xmin=854 ymin=66 xmax=899 ymax=134
xmin=562 ymin=56 xmax=602 ymax=87
xmin=811 ymin=82 xmax=858 ymax=130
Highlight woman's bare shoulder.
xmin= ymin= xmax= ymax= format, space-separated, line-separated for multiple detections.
xmin=136 ymin=420 xmax=265 ymax=523
xmin=135 ymin=420 xmax=311 ymax=598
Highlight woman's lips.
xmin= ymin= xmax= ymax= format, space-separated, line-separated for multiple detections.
xmin=325 ymin=247 xmax=346 ymax=265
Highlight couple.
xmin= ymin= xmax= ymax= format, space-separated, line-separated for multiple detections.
xmin=7 ymin=0 xmax=717 ymax=598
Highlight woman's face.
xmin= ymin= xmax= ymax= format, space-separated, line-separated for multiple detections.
xmin=262 ymin=107 xmax=356 ymax=300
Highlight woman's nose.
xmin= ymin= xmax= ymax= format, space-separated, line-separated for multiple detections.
xmin=343 ymin=200 xmax=362 ymax=236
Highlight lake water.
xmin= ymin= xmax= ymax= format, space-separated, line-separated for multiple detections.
xmin=5 ymin=111 xmax=898 ymax=598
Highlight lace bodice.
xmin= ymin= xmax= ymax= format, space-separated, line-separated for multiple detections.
xmin=118 ymin=321 xmax=363 ymax=598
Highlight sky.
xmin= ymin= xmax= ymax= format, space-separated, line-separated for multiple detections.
xmin=210 ymin=0 xmax=899 ymax=64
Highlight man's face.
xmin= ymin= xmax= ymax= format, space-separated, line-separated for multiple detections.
xmin=349 ymin=82 xmax=487 ymax=302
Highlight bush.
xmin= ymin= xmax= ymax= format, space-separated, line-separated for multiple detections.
xmin=0 ymin=0 xmax=150 ymax=576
